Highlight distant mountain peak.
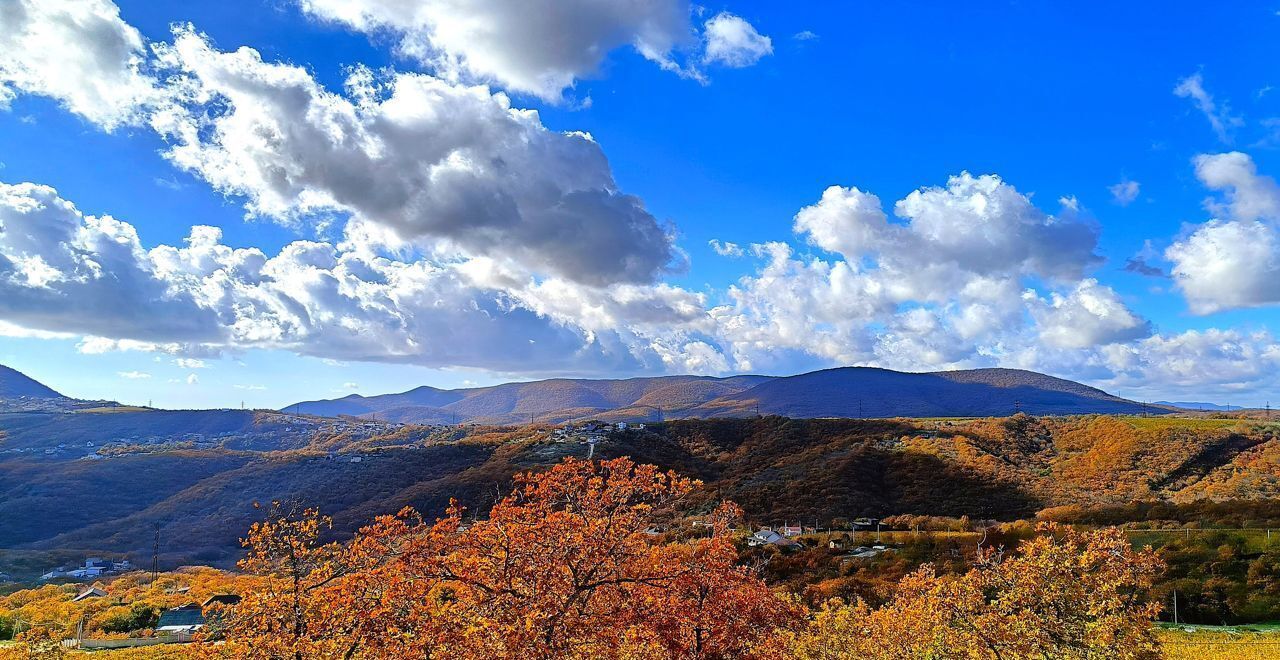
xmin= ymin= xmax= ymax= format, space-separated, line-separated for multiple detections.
xmin=0 ymin=364 xmax=65 ymax=399
xmin=1155 ymin=401 xmax=1235 ymax=412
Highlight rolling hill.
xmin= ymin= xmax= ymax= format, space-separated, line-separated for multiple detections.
xmin=688 ymin=367 xmax=1153 ymax=418
xmin=291 ymin=375 xmax=774 ymax=424
xmin=289 ymin=367 xmax=1154 ymax=423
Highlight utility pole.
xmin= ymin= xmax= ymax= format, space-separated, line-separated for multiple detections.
xmin=151 ymin=522 xmax=161 ymax=583
xmin=1173 ymin=590 xmax=1178 ymax=625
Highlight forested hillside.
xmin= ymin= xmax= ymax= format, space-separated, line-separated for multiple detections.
xmin=4 ymin=413 xmax=1279 ymax=577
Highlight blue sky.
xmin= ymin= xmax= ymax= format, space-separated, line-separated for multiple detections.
xmin=1 ymin=0 xmax=1280 ymax=409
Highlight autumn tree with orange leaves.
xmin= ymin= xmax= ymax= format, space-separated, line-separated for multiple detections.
xmin=213 ymin=502 xmax=355 ymax=659
xmin=780 ymin=523 xmax=1165 ymax=660
xmin=216 ymin=458 xmax=1168 ymax=659
xmin=217 ymin=458 xmax=800 ymax=659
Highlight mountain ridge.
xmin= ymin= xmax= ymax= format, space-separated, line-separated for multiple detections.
xmin=289 ymin=367 xmax=1155 ymax=423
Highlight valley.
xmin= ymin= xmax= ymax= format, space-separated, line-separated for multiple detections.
xmin=6 ymin=363 xmax=1280 ymax=629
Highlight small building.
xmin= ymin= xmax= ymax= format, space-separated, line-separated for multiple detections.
xmin=749 ymin=529 xmax=783 ymax=546
xmin=201 ymin=594 xmax=242 ymax=608
xmin=72 ymin=587 xmax=109 ymax=602
xmin=156 ymin=604 xmax=206 ymax=635
xmin=780 ymin=525 xmax=803 ymax=537
xmin=748 ymin=529 xmax=800 ymax=549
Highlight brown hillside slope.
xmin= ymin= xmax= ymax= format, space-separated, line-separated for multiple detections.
xmin=3 ymin=415 xmax=1277 ymax=575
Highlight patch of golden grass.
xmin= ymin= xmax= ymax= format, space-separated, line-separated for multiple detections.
xmin=1159 ymin=628 xmax=1280 ymax=659
xmin=1122 ymin=416 xmax=1247 ymax=432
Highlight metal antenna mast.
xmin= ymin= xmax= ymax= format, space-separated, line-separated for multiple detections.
xmin=151 ymin=522 xmax=161 ymax=583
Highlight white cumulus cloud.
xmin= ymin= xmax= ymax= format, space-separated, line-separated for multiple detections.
xmin=1032 ymin=279 xmax=1152 ymax=350
xmin=294 ymin=0 xmax=768 ymax=101
xmin=149 ymin=28 xmax=676 ymax=287
xmin=0 ymin=0 xmax=155 ymax=130
xmin=1166 ymin=152 xmax=1280 ymax=314
xmin=702 ymin=12 xmax=773 ymax=68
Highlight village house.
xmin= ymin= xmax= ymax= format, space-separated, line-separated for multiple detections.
xmin=72 ymin=586 xmax=109 ymax=602
xmin=748 ymin=529 xmax=800 ymax=549
xmin=156 ymin=604 xmax=206 ymax=635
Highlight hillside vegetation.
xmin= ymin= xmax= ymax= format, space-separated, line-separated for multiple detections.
xmin=0 ymin=459 xmax=1166 ymax=659
xmin=4 ymin=413 xmax=1280 ymax=580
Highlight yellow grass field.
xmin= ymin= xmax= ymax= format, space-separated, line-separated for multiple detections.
xmin=1159 ymin=626 xmax=1280 ymax=659
xmin=1120 ymin=416 xmax=1254 ymax=432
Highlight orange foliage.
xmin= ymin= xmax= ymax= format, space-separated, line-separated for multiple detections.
xmin=0 ymin=568 xmax=254 ymax=640
xmin=779 ymin=524 xmax=1165 ymax=659
xmin=217 ymin=458 xmax=801 ymax=658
